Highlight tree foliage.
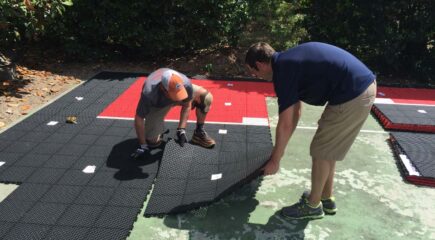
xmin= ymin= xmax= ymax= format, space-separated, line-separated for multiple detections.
xmin=299 ymin=0 xmax=435 ymax=82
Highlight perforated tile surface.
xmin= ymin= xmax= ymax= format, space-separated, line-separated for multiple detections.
xmin=0 ymin=72 xmax=158 ymax=239
xmin=373 ymin=103 xmax=435 ymax=133
xmin=390 ymin=132 xmax=435 ymax=186
xmin=145 ymin=124 xmax=272 ymax=215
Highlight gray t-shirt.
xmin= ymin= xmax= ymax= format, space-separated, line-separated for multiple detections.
xmin=135 ymin=68 xmax=193 ymax=118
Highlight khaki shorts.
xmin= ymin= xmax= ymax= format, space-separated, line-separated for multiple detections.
xmin=144 ymin=84 xmax=213 ymax=139
xmin=310 ymin=81 xmax=377 ymax=161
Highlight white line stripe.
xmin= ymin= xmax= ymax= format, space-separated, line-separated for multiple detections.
xmin=97 ymin=116 xmax=269 ymax=126
xmin=296 ymin=126 xmax=387 ymax=134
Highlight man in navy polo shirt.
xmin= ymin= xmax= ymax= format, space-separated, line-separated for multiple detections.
xmin=245 ymin=42 xmax=376 ymax=219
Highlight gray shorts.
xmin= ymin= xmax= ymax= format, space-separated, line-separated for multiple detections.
xmin=144 ymin=84 xmax=213 ymax=139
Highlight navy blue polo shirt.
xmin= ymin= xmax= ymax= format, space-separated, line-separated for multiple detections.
xmin=272 ymin=42 xmax=375 ymax=113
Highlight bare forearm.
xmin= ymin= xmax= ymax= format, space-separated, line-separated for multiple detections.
xmin=178 ymin=103 xmax=191 ymax=128
xmin=272 ymin=102 xmax=301 ymax=161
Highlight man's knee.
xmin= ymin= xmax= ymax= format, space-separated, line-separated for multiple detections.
xmin=193 ymin=90 xmax=213 ymax=114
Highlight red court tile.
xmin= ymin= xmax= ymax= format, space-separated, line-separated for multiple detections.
xmin=98 ymin=77 xmax=275 ymax=125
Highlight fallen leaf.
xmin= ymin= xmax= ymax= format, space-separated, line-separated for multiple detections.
xmin=20 ymin=105 xmax=31 ymax=111
xmin=50 ymin=86 xmax=61 ymax=92
xmin=42 ymin=87 xmax=49 ymax=92
xmin=6 ymin=108 xmax=13 ymax=114
xmin=0 ymin=122 xmax=5 ymax=128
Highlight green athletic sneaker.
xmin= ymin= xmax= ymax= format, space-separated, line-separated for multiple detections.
xmin=281 ymin=192 xmax=324 ymax=220
xmin=321 ymin=197 xmax=337 ymax=215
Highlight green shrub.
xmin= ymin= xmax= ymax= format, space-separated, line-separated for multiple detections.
xmin=299 ymin=0 xmax=435 ymax=82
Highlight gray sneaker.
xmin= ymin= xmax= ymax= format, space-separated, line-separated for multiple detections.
xmin=321 ymin=197 xmax=337 ymax=215
xmin=301 ymin=191 xmax=337 ymax=215
xmin=281 ymin=192 xmax=324 ymax=220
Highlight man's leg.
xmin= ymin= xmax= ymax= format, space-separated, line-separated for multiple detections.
xmin=191 ymin=88 xmax=215 ymax=148
xmin=145 ymin=106 xmax=172 ymax=147
xmin=309 ymin=158 xmax=336 ymax=205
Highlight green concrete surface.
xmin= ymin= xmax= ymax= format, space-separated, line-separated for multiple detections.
xmin=1 ymin=98 xmax=434 ymax=239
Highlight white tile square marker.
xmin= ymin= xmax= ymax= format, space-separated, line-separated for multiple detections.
xmin=218 ymin=129 xmax=228 ymax=134
xmin=227 ymin=83 xmax=234 ymax=87
xmin=417 ymin=110 xmax=427 ymax=114
xmin=83 ymin=165 xmax=96 ymax=174
xmin=378 ymin=92 xmax=386 ymax=96
xmin=75 ymin=97 xmax=84 ymax=101
xmin=0 ymin=161 xmax=5 ymax=167
xmin=224 ymin=102 xmax=232 ymax=106
xmin=211 ymin=173 xmax=222 ymax=180
xmin=47 ymin=121 xmax=59 ymax=126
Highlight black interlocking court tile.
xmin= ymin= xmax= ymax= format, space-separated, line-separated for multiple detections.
xmin=75 ymin=186 xmax=115 ymax=205
xmin=94 ymin=135 xmax=125 ymax=146
xmin=0 ymin=200 xmax=35 ymax=222
xmin=151 ymin=178 xmax=186 ymax=196
xmin=185 ymin=178 xmax=217 ymax=194
xmin=55 ymin=125 xmax=85 ymax=135
xmin=146 ymin=126 xmax=271 ymax=215
xmin=19 ymin=131 xmax=50 ymax=142
xmin=40 ymin=185 xmax=82 ymax=204
xmin=118 ymin=174 xmax=156 ymax=189
xmin=0 ymin=166 xmax=36 ymax=183
xmin=0 ymin=129 xmax=27 ymax=141
xmin=78 ymin=125 xmax=109 ymax=135
xmin=108 ymin=187 xmax=148 ymax=207
xmin=30 ymin=142 xmax=64 ymax=155
xmin=69 ymin=134 xmax=99 ymax=145
xmin=391 ymin=132 xmax=435 ymax=178
xmin=82 ymin=145 xmax=112 ymax=158
xmin=374 ymin=103 xmax=435 ymax=127
xmin=21 ymin=202 xmax=68 ymax=225
xmin=3 ymin=223 xmax=50 ymax=240
xmin=189 ymin=162 xmax=219 ymax=179
xmin=182 ymin=191 xmax=216 ymax=205
xmin=103 ymin=126 xmax=130 ymax=137
xmin=0 ymin=139 xmax=12 ymax=151
xmin=45 ymin=226 xmax=90 ymax=240
xmin=57 ymin=170 xmax=94 ymax=186
xmin=95 ymin=206 xmax=140 ymax=229
xmin=57 ymin=144 xmax=90 ymax=156
xmin=71 ymin=156 xmax=106 ymax=170
xmin=145 ymin=194 xmax=184 ymax=215
xmin=112 ymin=120 xmax=134 ymax=128
xmin=43 ymin=155 xmax=79 ymax=169
xmin=221 ymin=141 xmax=247 ymax=152
xmin=57 ymin=205 xmax=104 ymax=227
xmin=0 ymin=221 xmax=14 ymax=239
xmin=0 ymin=152 xmax=24 ymax=165
xmin=14 ymin=154 xmax=52 ymax=167
xmin=84 ymin=228 xmax=130 ymax=240
xmin=43 ymin=132 xmax=75 ymax=144
xmin=25 ymin=168 xmax=66 ymax=184
xmin=5 ymin=183 xmax=51 ymax=202
xmin=4 ymin=141 xmax=39 ymax=154
xmin=88 ymin=171 xmax=121 ymax=188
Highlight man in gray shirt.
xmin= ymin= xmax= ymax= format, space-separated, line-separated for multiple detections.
xmin=132 ymin=68 xmax=215 ymax=158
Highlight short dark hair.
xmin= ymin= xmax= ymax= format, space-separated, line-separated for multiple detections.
xmin=245 ymin=42 xmax=275 ymax=70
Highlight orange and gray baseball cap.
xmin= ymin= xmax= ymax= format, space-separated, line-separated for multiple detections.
xmin=161 ymin=70 xmax=188 ymax=101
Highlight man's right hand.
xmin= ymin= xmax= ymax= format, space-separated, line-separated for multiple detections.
xmin=131 ymin=144 xmax=149 ymax=159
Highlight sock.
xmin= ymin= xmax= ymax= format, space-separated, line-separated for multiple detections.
xmin=196 ymin=123 xmax=204 ymax=132
xmin=308 ymin=202 xmax=321 ymax=208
